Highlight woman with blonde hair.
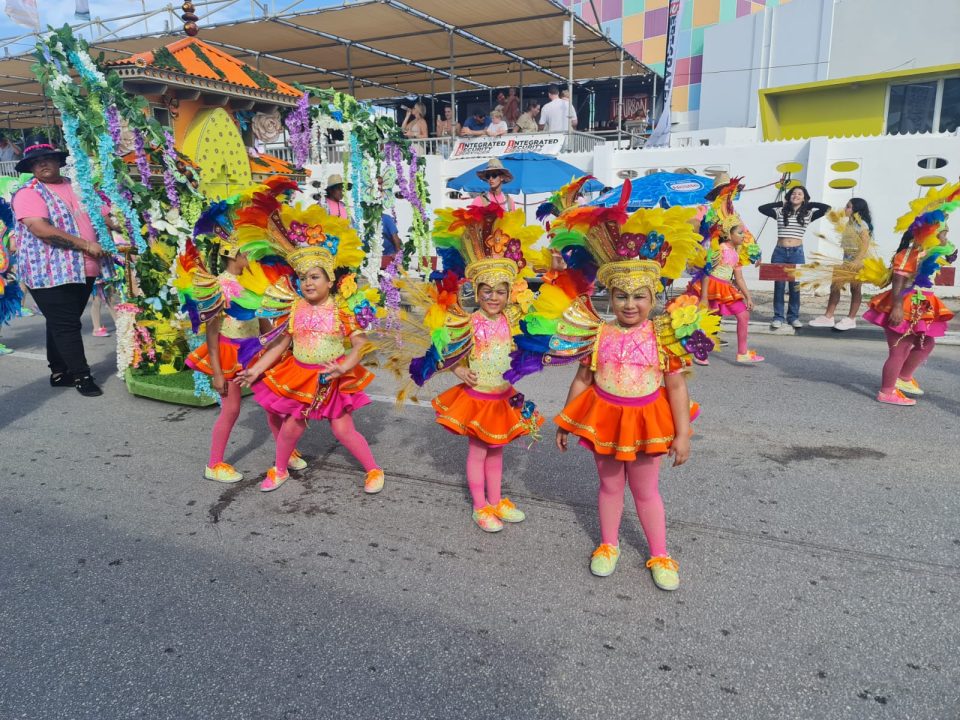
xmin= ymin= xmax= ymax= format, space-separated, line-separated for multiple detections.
xmin=401 ymin=102 xmax=428 ymax=139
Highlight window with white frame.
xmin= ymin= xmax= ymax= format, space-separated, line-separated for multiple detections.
xmin=886 ymin=77 xmax=960 ymax=135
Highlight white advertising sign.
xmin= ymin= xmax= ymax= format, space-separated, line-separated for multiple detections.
xmin=448 ymin=133 xmax=566 ymax=160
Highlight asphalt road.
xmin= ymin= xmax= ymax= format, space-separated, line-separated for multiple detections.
xmin=1 ymin=309 xmax=959 ymax=720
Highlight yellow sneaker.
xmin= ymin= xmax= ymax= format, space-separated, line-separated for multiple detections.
xmin=259 ymin=467 xmax=289 ymax=493
xmin=472 ymin=505 xmax=504 ymax=533
xmin=895 ymin=377 xmax=924 ymax=396
xmin=646 ymin=555 xmax=680 ymax=591
xmin=492 ymin=497 xmax=525 ymax=523
xmin=364 ymin=469 xmax=385 ymax=494
xmin=590 ymin=543 xmax=620 ymax=577
xmin=287 ymin=449 xmax=308 ymax=471
xmin=204 ymin=462 xmax=242 ymax=484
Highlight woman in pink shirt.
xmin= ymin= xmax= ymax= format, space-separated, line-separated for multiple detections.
xmin=12 ymin=143 xmax=115 ymax=397
xmin=470 ymin=158 xmax=516 ymax=212
xmin=324 ymin=173 xmax=349 ymax=219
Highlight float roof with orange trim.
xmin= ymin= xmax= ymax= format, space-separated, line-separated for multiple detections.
xmin=107 ymin=37 xmax=302 ymax=106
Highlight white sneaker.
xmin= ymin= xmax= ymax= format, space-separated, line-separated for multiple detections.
xmin=790 ymin=320 xmax=803 ymax=329
xmin=808 ymin=315 xmax=835 ymax=328
xmin=770 ymin=319 xmax=783 ymax=329
xmin=834 ymin=317 xmax=857 ymax=331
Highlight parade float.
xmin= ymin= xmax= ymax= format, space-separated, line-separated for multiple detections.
xmin=29 ymin=8 xmax=429 ymax=406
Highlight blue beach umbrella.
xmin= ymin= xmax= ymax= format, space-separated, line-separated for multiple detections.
xmin=590 ymin=172 xmax=712 ymax=209
xmin=446 ymin=152 xmax=604 ymax=195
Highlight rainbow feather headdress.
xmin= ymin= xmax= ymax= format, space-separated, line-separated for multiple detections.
xmin=891 ymin=180 xmax=960 ymax=289
xmin=234 ymin=176 xmax=364 ymax=278
xmin=549 ymin=180 xmax=705 ymax=295
xmin=700 ymin=176 xmax=760 ymax=267
xmin=431 ymin=204 xmax=541 ymax=289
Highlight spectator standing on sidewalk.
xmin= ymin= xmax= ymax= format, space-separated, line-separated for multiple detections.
xmin=758 ymin=184 xmax=830 ymax=329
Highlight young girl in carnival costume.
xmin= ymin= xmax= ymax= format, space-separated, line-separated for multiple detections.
xmin=400 ymin=203 xmax=544 ymax=533
xmin=175 ymin=184 xmax=306 ymax=483
xmin=507 ymin=183 xmax=719 ymax=589
xmin=860 ymin=182 xmax=958 ymax=405
xmin=685 ymin=177 xmax=763 ymax=364
xmin=232 ymin=180 xmax=386 ymax=493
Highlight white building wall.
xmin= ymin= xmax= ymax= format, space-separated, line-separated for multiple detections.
xmin=827 ymin=0 xmax=960 ymax=78
xmin=698 ymin=13 xmax=765 ymax=130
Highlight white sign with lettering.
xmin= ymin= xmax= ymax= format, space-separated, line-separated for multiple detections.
xmin=448 ymin=133 xmax=566 ymax=159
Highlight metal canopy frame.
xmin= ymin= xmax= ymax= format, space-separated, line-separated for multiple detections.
xmin=0 ymin=0 xmax=652 ymax=129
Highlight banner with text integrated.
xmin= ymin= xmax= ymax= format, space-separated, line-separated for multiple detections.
xmin=448 ymin=133 xmax=566 ymax=160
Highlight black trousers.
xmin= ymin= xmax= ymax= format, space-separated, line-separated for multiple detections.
xmin=29 ymin=277 xmax=95 ymax=377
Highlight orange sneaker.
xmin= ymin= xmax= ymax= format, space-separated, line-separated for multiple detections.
xmin=259 ymin=467 xmax=289 ymax=492
xmin=491 ymin=497 xmax=525 ymax=523
xmin=364 ymin=469 xmax=385 ymax=494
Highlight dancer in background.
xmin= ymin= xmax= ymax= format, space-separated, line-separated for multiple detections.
xmin=507 ymin=184 xmax=719 ymax=588
xmin=861 ymin=183 xmax=958 ymax=405
xmin=686 ymin=177 xmax=763 ymax=364
xmin=758 ymin=184 xmax=830 ymax=329
xmin=805 ymin=198 xmax=875 ymax=331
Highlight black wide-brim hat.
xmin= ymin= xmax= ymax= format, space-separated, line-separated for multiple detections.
xmin=16 ymin=143 xmax=69 ymax=174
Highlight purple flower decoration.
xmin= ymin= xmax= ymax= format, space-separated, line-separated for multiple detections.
xmin=508 ymin=392 xmax=525 ymax=409
xmin=105 ymin=106 xmax=123 ymax=149
xmin=162 ymin=130 xmax=180 ymax=210
xmin=354 ymin=300 xmax=376 ymax=329
xmin=683 ymin=330 xmax=715 ymax=362
xmin=284 ymin=92 xmax=312 ymax=168
xmin=615 ymin=232 xmax=642 ymax=258
xmin=288 ymin=221 xmax=308 ymax=244
xmin=133 ymin=129 xmax=151 ymax=182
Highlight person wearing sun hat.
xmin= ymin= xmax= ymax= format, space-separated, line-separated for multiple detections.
xmin=324 ymin=173 xmax=349 ymax=219
xmin=11 ymin=142 xmax=118 ymax=397
xmin=470 ymin=157 xmax=516 ymax=212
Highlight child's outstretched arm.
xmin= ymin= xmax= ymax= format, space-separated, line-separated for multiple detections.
xmin=236 ymin=334 xmax=291 ymax=387
xmin=556 ymin=364 xmax=593 ymax=452
xmin=664 ymin=373 xmax=691 ymax=467
xmin=732 ymin=266 xmax=753 ymax=310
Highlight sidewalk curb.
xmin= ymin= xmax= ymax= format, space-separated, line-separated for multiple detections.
xmin=719 ymin=319 xmax=960 ymax=346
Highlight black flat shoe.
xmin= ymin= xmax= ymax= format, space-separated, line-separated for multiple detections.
xmin=50 ymin=372 xmax=73 ymax=387
xmin=74 ymin=375 xmax=103 ymax=397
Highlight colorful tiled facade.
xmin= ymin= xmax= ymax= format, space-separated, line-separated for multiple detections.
xmin=566 ymin=0 xmax=793 ymax=113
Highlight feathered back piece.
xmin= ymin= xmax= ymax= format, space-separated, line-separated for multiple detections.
xmin=550 ymin=180 xmax=705 ymax=295
xmin=431 ymin=204 xmax=541 ymax=288
xmin=889 ymin=180 xmax=960 ymax=289
xmin=234 ymin=175 xmax=363 ymax=278
xmin=536 ymin=175 xmax=594 ymax=223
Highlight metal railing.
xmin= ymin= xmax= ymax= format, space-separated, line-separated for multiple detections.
xmin=0 ymin=160 xmax=18 ymax=177
xmin=562 ymin=131 xmax=606 ymax=154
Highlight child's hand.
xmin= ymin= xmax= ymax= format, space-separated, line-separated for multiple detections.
xmin=669 ymin=435 xmax=690 ymax=467
xmin=320 ymin=361 xmax=345 ymax=379
xmin=234 ymin=367 xmax=260 ymax=388
xmin=888 ymin=304 xmax=904 ymax=326
xmin=556 ymin=428 xmax=569 ymax=452
xmin=745 ymin=296 xmax=754 ymax=311
xmin=453 ymin=366 xmax=478 ymax=386
xmin=212 ymin=372 xmax=228 ymax=396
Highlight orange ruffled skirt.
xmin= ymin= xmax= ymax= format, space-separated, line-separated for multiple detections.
xmin=433 ymin=384 xmax=544 ymax=447
xmin=253 ymin=354 xmax=374 ymax=421
xmin=186 ymin=336 xmax=243 ymax=379
xmin=864 ymin=289 xmax=954 ymax=337
xmin=685 ymin=277 xmax=747 ymax=316
xmin=556 ymin=385 xmax=696 ymax=462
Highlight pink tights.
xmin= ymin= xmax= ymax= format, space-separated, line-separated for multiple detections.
xmin=880 ymin=328 xmax=935 ymax=393
xmin=594 ymin=453 xmax=667 ymax=556
xmin=735 ymin=310 xmax=750 ymax=355
xmin=466 ymin=437 xmax=504 ymax=510
xmin=208 ymin=381 xmax=242 ymax=466
xmin=269 ymin=411 xmax=379 ymax=476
